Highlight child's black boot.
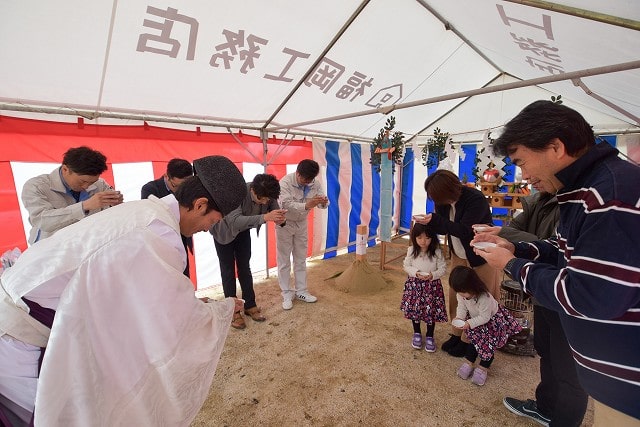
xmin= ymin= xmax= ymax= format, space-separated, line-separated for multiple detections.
xmin=441 ymin=334 xmax=460 ymax=352
xmin=447 ymin=341 xmax=468 ymax=357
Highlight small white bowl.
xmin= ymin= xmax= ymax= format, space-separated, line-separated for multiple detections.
xmin=452 ymin=319 xmax=465 ymax=328
xmin=471 ymin=241 xmax=497 ymax=250
xmin=412 ymin=214 xmax=427 ymax=221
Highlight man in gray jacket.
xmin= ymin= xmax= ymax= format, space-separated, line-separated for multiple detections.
xmin=21 ymin=146 xmax=123 ymax=244
xmin=210 ymin=173 xmax=286 ymax=329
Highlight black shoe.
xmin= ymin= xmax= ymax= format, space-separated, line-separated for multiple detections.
xmin=447 ymin=341 xmax=468 ymax=357
xmin=503 ymin=397 xmax=550 ymax=427
xmin=441 ymin=334 xmax=460 ymax=352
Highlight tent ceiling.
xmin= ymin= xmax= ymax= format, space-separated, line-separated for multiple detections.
xmin=1 ymin=0 xmax=638 ymax=142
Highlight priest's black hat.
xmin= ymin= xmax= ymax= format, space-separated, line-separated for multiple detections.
xmin=192 ymin=155 xmax=247 ymax=215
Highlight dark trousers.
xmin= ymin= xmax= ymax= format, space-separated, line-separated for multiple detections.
xmin=534 ymin=304 xmax=588 ymax=427
xmin=214 ymin=229 xmax=256 ymax=310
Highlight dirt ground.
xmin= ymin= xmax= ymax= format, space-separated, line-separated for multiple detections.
xmin=193 ymin=243 xmax=594 ymax=427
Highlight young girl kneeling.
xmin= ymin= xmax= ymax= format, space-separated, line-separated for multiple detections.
xmin=400 ymin=224 xmax=447 ymax=352
xmin=449 ymin=266 xmax=522 ymax=385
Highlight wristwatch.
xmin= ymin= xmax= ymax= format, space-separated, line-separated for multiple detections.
xmin=503 ymin=257 xmax=517 ymax=278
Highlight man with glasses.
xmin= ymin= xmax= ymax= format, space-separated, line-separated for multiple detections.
xmin=276 ymin=159 xmax=328 ymax=310
xmin=142 ymin=158 xmax=194 ymax=277
xmin=472 ymin=100 xmax=640 ymax=426
xmin=141 ymin=158 xmax=193 ymax=199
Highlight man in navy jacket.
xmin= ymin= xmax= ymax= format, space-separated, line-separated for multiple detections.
xmin=473 ymin=101 xmax=640 ymax=425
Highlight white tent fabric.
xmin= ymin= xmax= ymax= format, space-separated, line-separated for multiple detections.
xmin=1 ymin=0 xmax=638 ymax=141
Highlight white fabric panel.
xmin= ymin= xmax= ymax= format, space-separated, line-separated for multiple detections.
xmin=392 ymin=166 xmax=402 ymax=232
xmin=358 ymin=147 xmax=373 ymax=233
xmin=11 ymin=162 xmax=59 ymax=246
xmin=285 ymin=164 xmax=297 ymax=175
xmin=242 ymin=162 xmax=268 ymax=276
xmin=428 ymin=75 xmax=634 ymax=142
xmin=429 ymin=1 xmax=640 ymax=127
xmin=273 ymin=1 xmax=499 ymax=137
xmin=617 ymin=133 xmax=640 ymax=163
xmin=412 ymin=158 xmax=428 ymax=216
xmin=336 ymin=142 xmax=352 ymax=250
xmin=0 ymin=1 xmax=114 ymax=105
xmin=241 ymin=163 xmax=263 ymax=181
xmin=193 ymin=232 xmax=220 ymax=290
xmin=111 ymin=162 xmax=154 ymax=202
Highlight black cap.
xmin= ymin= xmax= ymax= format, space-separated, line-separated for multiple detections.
xmin=192 ymin=155 xmax=247 ymax=215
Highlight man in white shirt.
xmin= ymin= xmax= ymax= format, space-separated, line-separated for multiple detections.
xmin=0 ymin=155 xmax=246 ymax=426
xmin=276 ymin=159 xmax=328 ymax=310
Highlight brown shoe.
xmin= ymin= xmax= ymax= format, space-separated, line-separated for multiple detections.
xmin=244 ymin=307 xmax=266 ymax=322
xmin=231 ymin=311 xmax=246 ymax=329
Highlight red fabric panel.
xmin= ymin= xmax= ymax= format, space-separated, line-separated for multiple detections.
xmin=0 ymin=162 xmax=27 ymax=253
xmin=0 ymin=115 xmax=310 ymax=165
xmin=187 ymin=250 xmax=196 ymax=289
xmin=0 ymin=115 xmax=312 ymax=275
xmin=151 ymin=162 xmax=167 ymax=181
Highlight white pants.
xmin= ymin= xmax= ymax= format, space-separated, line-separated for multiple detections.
xmin=275 ymin=220 xmax=309 ymax=300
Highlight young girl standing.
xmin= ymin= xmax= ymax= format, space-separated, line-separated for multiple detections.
xmin=400 ymin=224 xmax=447 ymax=352
xmin=449 ymin=266 xmax=522 ymax=386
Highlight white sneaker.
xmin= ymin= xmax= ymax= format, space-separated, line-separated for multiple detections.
xmin=282 ymin=298 xmax=293 ymax=310
xmin=296 ymin=292 xmax=317 ymax=303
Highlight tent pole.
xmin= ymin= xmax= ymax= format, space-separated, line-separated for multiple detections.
xmin=259 ymin=129 xmax=271 ymax=279
xmin=503 ymin=0 xmax=640 ymax=31
xmin=228 ymin=127 xmax=263 ymax=164
xmin=571 ymin=79 xmax=640 ymax=125
xmin=268 ymin=60 xmax=640 ymax=131
xmin=263 ymin=0 xmax=371 ymax=128
xmin=416 ymin=0 xmax=502 ymax=72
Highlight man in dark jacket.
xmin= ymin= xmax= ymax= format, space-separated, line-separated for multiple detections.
xmin=141 ymin=158 xmax=193 ymax=199
xmin=473 ymin=100 xmax=640 ymax=425
xmin=141 ymin=158 xmax=194 ymax=277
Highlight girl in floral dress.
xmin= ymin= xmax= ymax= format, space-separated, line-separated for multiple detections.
xmin=400 ymin=224 xmax=447 ymax=352
xmin=450 ymin=266 xmax=522 ymax=386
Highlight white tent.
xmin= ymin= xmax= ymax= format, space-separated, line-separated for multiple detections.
xmin=1 ymin=0 xmax=639 ymax=287
xmin=1 ymin=0 xmax=638 ymax=141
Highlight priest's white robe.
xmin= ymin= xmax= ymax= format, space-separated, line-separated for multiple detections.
xmin=0 ymin=196 xmax=234 ymax=426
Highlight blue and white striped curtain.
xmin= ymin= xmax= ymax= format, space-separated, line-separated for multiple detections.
xmin=312 ymin=137 xmax=619 ymax=259
xmin=313 ymin=139 xmax=403 ymax=259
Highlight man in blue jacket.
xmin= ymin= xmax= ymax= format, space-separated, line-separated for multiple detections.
xmin=473 ymin=100 xmax=640 ymax=425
